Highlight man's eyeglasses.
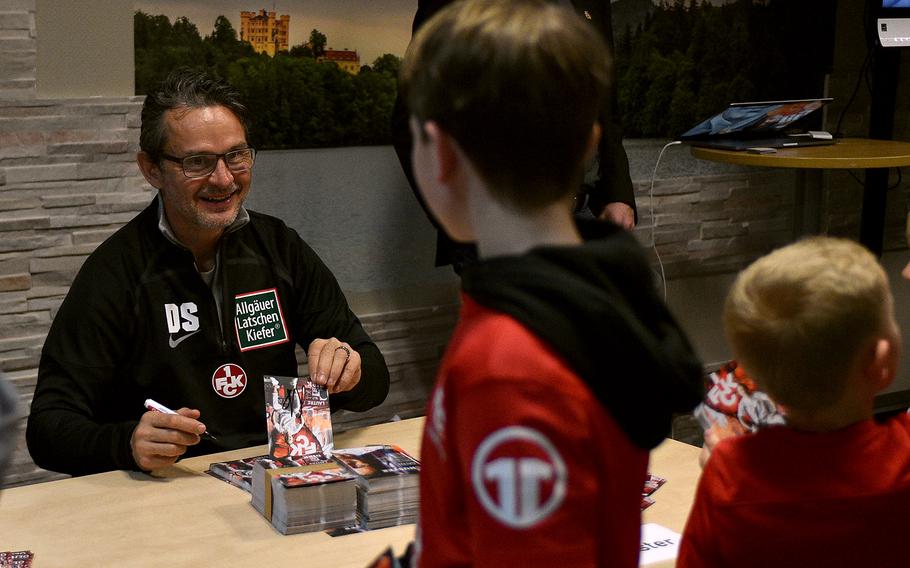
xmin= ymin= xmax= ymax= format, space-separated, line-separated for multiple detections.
xmin=159 ymin=148 xmax=256 ymax=179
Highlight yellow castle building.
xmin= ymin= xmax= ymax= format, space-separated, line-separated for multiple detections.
xmin=240 ymin=9 xmax=290 ymax=56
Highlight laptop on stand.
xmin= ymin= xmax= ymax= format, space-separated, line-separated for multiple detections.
xmin=680 ymin=98 xmax=835 ymax=151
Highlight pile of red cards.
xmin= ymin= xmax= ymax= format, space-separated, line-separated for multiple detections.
xmin=640 ymin=473 xmax=667 ymax=511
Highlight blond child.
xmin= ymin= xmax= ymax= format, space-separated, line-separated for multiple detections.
xmin=679 ymin=237 xmax=910 ymax=567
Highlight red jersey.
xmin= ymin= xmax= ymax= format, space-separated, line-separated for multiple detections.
xmin=679 ymin=414 xmax=910 ymax=568
xmin=413 ymin=296 xmax=648 ymax=567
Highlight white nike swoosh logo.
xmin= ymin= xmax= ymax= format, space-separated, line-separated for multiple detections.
xmin=169 ymin=330 xmax=200 ymax=349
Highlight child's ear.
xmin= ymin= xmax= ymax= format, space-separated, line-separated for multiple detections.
xmin=865 ymin=336 xmax=900 ymax=392
xmin=136 ymin=152 xmax=163 ymax=189
xmin=583 ymin=123 xmax=602 ymax=163
xmin=423 ymin=121 xmax=459 ymax=186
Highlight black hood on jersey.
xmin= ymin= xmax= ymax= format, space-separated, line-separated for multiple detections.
xmin=460 ymin=221 xmax=704 ymax=450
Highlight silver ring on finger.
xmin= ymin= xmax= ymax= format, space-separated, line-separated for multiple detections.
xmin=335 ymin=345 xmax=351 ymax=361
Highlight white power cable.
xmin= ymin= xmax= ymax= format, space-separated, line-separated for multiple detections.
xmin=648 ymin=140 xmax=683 ymax=302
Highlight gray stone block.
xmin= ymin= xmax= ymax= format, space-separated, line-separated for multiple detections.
xmin=33 ymin=243 xmax=95 ymax=258
xmin=75 ymin=162 xmax=135 ymax=180
xmin=0 ymin=233 xmax=68 ymax=253
xmin=0 ymin=36 xmax=38 ymax=51
xmin=0 ymin=332 xmax=41 ymax=352
xmin=654 ymin=227 xmax=697 ymax=245
xmin=0 ymin=50 xmax=35 ymax=81
xmin=0 ymin=1 xmax=36 ymax=13
xmin=686 ymin=237 xmax=733 ymax=253
xmin=0 ymin=113 xmax=124 ymax=133
xmin=0 ymin=314 xmax=48 ymax=348
xmin=70 ymin=102 xmax=139 ymax=116
xmin=4 ymin=367 xmax=36 ymax=387
xmin=47 ymin=140 xmax=129 ymax=155
xmin=48 ymin=212 xmax=134 ymax=229
xmin=26 ymin=295 xmax=62 ymax=317
xmin=651 ymin=178 xmax=693 ymax=196
xmin=654 ymin=213 xmax=701 ymax=227
xmin=1 ymin=352 xmax=38 ymax=372
xmin=0 ymin=143 xmax=44 ymax=160
xmin=0 ymin=291 xmax=25 ymax=314
xmin=0 ymin=257 xmax=27 ymax=275
xmin=71 ymin=227 xmax=116 ymax=245
xmin=40 ymin=194 xmax=95 ymax=208
xmin=0 ymin=28 xmax=28 ymax=40
xmin=0 ymin=196 xmax=38 ymax=210
xmin=3 ymin=163 xmax=77 ymax=184
xmin=29 ymin=255 xmax=85 ymax=274
xmin=0 ymin=216 xmax=49 ymax=231
xmin=700 ymin=221 xmax=749 ymax=240
xmin=26 ymin=285 xmax=68 ymax=299
xmin=29 ymin=269 xmax=81 ymax=288
xmin=654 ymin=192 xmax=700 ymax=207
xmin=88 ymin=201 xmax=147 ymax=215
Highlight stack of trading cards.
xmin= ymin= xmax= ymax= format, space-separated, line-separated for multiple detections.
xmin=640 ymin=473 xmax=667 ymax=511
xmin=0 ymin=550 xmax=34 ymax=568
xmin=209 ymin=375 xmax=334 ymax=495
xmin=251 ymin=460 xmax=359 ymax=535
xmin=333 ymin=445 xmax=420 ymax=530
xmin=208 ymin=454 xmax=325 ymax=493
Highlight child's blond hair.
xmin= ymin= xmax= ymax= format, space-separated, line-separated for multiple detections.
xmin=724 ymin=237 xmax=891 ymax=412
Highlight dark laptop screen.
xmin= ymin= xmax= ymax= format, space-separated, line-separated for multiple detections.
xmin=680 ymin=99 xmax=831 ymax=140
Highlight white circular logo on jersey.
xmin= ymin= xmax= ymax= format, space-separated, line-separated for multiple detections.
xmin=471 ymin=426 xmax=567 ymax=529
xmin=211 ymin=363 xmax=247 ymax=398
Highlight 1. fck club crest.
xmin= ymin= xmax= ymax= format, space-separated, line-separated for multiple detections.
xmin=212 ymin=363 xmax=247 ymax=398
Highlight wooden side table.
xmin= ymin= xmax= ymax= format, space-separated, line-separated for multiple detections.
xmin=690 ymin=138 xmax=910 ymax=254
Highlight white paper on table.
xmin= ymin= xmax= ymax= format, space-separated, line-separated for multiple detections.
xmin=639 ymin=523 xmax=682 ymax=566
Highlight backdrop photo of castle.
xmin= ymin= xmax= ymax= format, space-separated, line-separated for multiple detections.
xmin=134 ymin=1 xmax=411 ymax=150
xmin=135 ymin=1 xmax=835 ymax=150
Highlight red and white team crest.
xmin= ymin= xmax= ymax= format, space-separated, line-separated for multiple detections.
xmin=471 ymin=426 xmax=567 ymax=529
xmin=211 ymin=363 xmax=247 ymax=398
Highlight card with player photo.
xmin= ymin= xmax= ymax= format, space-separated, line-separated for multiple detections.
xmin=264 ymin=375 xmax=333 ymax=462
xmin=694 ymin=360 xmax=785 ymax=435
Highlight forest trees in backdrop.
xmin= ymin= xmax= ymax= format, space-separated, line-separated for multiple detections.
xmin=613 ymin=0 xmax=835 ymax=138
xmin=135 ymin=0 xmax=835 ymax=147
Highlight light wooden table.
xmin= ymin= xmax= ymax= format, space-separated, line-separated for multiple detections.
xmin=691 ymin=137 xmax=910 ymax=254
xmin=0 ymin=417 xmax=701 ymax=567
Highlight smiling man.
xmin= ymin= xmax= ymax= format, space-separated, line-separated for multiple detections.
xmin=26 ymin=69 xmax=389 ymax=476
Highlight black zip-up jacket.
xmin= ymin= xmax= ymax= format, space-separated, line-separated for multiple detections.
xmin=27 ymin=199 xmax=389 ymax=476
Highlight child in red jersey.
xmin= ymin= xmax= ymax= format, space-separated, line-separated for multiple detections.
xmin=398 ymin=1 xmax=703 ymax=565
xmin=679 ymin=237 xmax=910 ymax=568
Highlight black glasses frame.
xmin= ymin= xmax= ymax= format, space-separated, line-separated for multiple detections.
xmin=159 ymin=147 xmax=256 ymax=179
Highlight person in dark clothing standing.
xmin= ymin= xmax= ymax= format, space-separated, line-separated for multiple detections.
xmin=27 ymin=69 xmax=389 ymax=476
xmin=392 ymin=0 xmax=637 ymax=272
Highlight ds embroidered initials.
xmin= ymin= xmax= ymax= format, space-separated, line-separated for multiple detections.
xmin=164 ymin=303 xmax=199 ymax=333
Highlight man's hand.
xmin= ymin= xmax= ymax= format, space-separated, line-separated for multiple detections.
xmin=308 ymin=337 xmax=362 ymax=394
xmin=598 ymin=201 xmax=635 ymax=230
xmin=130 ymin=407 xmax=205 ymax=471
